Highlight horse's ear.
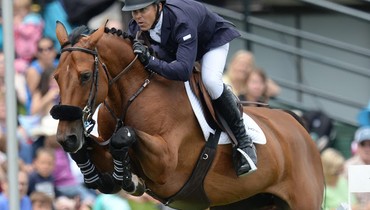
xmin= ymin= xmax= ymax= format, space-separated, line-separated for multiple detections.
xmin=88 ymin=20 xmax=108 ymax=47
xmin=56 ymin=21 xmax=69 ymax=47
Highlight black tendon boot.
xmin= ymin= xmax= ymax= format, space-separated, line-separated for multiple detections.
xmin=213 ymin=85 xmax=257 ymax=176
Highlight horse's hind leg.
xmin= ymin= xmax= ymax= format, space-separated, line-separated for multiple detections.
xmin=110 ymin=126 xmax=145 ymax=195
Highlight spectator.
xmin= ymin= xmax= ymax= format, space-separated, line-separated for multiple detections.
xmin=26 ymin=68 xmax=59 ymax=158
xmin=321 ymin=148 xmax=357 ymax=210
xmin=0 ymin=52 xmax=28 ymax=114
xmin=21 ymin=37 xmax=58 ymax=156
xmin=25 ymin=36 xmax=58 ymax=114
xmin=26 ymin=66 xmax=59 ymax=160
xmin=27 ymin=147 xmax=57 ymax=199
xmin=30 ymin=191 xmax=53 ymax=210
xmin=29 ymin=66 xmax=59 ymax=117
xmin=344 ymin=126 xmax=370 ymax=209
xmin=54 ymin=196 xmax=77 ymax=210
xmin=0 ymin=169 xmax=32 ymax=210
xmin=0 ymin=87 xmax=33 ymax=166
xmin=223 ymin=50 xmax=280 ymax=98
xmin=223 ymin=50 xmax=255 ymax=96
xmin=14 ymin=0 xmax=44 ymax=63
xmin=0 ymin=51 xmax=33 ymax=165
xmin=35 ymin=0 xmax=74 ymax=51
xmin=358 ymin=99 xmax=370 ymax=127
xmin=238 ymin=68 xmax=269 ymax=106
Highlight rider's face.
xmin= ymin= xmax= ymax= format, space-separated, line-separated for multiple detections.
xmin=132 ymin=3 xmax=162 ymax=31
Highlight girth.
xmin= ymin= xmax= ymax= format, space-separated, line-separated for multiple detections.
xmin=147 ymin=130 xmax=221 ymax=210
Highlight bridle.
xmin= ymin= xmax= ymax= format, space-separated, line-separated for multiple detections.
xmin=50 ymin=44 xmax=141 ymax=137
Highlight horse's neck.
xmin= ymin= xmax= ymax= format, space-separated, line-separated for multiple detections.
xmin=119 ymin=75 xmax=190 ymax=129
xmin=98 ymin=34 xmax=193 ymax=131
xmin=98 ymin=35 xmax=144 ymax=94
xmin=98 ymin=36 xmax=154 ymax=118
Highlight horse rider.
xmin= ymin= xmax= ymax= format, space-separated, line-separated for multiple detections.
xmin=122 ymin=0 xmax=257 ymax=176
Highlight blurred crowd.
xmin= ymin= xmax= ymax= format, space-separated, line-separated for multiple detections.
xmin=0 ymin=0 xmax=369 ymax=210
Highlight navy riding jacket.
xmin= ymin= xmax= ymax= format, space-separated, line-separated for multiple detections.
xmin=127 ymin=0 xmax=240 ymax=81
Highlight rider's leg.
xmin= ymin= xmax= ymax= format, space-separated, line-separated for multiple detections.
xmin=201 ymin=43 xmax=257 ymax=176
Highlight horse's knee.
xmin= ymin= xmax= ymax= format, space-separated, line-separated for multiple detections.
xmin=110 ymin=126 xmax=136 ymax=148
xmin=110 ymin=126 xmax=136 ymax=160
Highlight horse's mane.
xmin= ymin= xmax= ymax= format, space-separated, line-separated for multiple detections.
xmin=104 ymin=27 xmax=134 ymax=41
xmin=67 ymin=25 xmax=134 ymax=46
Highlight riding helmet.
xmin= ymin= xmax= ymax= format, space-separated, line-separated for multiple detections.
xmin=122 ymin=0 xmax=165 ymax=11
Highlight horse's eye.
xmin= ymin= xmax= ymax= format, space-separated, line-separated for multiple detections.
xmin=81 ymin=72 xmax=91 ymax=83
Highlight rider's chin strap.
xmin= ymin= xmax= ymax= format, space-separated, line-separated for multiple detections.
xmin=150 ymin=2 xmax=162 ymax=29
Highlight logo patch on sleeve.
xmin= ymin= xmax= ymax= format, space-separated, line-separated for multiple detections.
xmin=183 ymin=34 xmax=192 ymax=41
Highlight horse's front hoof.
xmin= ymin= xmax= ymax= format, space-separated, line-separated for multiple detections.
xmin=98 ymin=173 xmax=121 ymax=194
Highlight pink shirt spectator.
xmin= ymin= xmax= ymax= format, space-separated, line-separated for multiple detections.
xmin=53 ymin=148 xmax=76 ymax=187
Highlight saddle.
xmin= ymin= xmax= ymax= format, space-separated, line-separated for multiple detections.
xmin=188 ymin=63 xmax=241 ymax=146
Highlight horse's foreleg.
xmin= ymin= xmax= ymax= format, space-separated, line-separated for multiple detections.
xmin=110 ymin=126 xmax=145 ymax=196
xmin=69 ymin=139 xmax=119 ymax=193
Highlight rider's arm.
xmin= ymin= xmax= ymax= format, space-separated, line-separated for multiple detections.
xmin=146 ymin=25 xmax=197 ymax=82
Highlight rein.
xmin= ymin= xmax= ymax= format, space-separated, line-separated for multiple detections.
xmin=104 ymin=72 xmax=154 ymax=132
xmin=108 ymin=54 xmax=138 ymax=85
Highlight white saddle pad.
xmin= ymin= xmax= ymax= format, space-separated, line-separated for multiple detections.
xmin=185 ymin=82 xmax=266 ymax=145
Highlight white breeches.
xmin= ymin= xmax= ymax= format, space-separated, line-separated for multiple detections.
xmin=201 ymin=43 xmax=229 ymax=100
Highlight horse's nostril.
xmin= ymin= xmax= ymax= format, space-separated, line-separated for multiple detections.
xmin=59 ymin=134 xmax=80 ymax=153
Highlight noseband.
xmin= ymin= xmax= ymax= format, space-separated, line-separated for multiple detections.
xmin=50 ymin=46 xmax=138 ymax=137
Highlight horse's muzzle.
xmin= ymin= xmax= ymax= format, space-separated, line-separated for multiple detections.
xmin=57 ymin=133 xmax=84 ymax=153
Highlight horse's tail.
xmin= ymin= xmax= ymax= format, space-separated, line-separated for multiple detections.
xmin=281 ymin=109 xmax=309 ymax=132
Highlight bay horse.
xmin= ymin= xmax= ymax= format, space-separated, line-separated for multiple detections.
xmin=51 ymin=21 xmax=324 ymax=209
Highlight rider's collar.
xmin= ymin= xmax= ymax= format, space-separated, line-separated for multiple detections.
xmin=149 ymin=11 xmax=163 ymax=43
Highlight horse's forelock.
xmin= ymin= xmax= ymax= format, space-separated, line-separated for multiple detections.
xmin=68 ymin=25 xmax=96 ymax=46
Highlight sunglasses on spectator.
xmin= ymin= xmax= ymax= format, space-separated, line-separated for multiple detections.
xmin=38 ymin=46 xmax=54 ymax=53
xmin=359 ymin=140 xmax=370 ymax=147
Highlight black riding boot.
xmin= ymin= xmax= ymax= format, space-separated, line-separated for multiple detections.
xmin=213 ymin=85 xmax=257 ymax=176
